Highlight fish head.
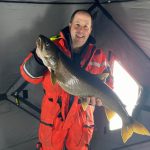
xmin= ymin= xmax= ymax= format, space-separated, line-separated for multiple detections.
xmin=36 ymin=34 xmax=59 ymax=71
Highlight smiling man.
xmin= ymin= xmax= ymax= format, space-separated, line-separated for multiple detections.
xmin=69 ymin=11 xmax=92 ymax=50
xmin=20 ymin=9 xmax=113 ymax=150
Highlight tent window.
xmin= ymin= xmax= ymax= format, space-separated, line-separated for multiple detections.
xmin=109 ymin=61 xmax=139 ymax=130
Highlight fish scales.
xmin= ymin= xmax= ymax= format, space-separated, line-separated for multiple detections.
xmin=36 ymin=34 xmax=150 ymax=143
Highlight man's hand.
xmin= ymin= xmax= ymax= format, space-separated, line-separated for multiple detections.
xmin=85 ymin=96 xmax=103 ymax=106
xmin=80 ymin=96 xmax=103 ymax=110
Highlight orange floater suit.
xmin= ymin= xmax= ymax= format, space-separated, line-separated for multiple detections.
xmin=20 ymin=27 xmax=113 ymax=150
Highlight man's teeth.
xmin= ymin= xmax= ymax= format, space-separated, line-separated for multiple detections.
xmin=77 ymin=35 xmax=84 ymax=38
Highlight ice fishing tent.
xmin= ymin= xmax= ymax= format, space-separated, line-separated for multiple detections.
xmin=0 ymin=0 xmax=150 ymax=149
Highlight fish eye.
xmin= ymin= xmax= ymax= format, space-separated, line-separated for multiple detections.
xmin=45 ymin=41 xmax=50 ymax=47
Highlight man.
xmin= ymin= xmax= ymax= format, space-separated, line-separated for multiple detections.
xmin=20 ymin=9 xmax=113 ymax=150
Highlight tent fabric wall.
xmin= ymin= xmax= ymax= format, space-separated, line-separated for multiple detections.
xmin=0 ymin=2 xmax=90 ymax=93
xmin=94 ymin=1 xmax=150 ymax=87
xmin=105 ymin=0 xmax=150 ymax=58
xmin=0 ymin=2 xmax=91 ymax=150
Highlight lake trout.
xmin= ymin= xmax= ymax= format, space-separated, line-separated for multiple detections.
xmin=36 ymin=34 xmax=150 ymax=143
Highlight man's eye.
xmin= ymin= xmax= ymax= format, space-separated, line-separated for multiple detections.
xmin=84 ymin=26 xmax=88 ymax=29
xmin=76 ymin=24 xmax=80 ymax=27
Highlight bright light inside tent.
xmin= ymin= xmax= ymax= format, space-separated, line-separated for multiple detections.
xmin=109 ymin=61 xmax=139 ymax=130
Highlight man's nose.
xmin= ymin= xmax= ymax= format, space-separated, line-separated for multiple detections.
xmin=77 ymin=26 xmax=84 ymax=33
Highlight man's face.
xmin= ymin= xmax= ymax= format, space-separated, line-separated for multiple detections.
xmin=69 ymin=12 xmax=92 ymax=49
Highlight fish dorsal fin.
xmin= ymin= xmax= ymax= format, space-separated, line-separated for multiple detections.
xmin=104 ymin=107 xmax=116 ymax=121
xmin=51 ymin=70 xmax=56 ymax=85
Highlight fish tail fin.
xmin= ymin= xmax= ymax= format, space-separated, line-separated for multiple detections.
xmin=122 ymin=124 xmax=134 ymax=143
xmin=122 ymin=119 xmax=150 ymax=143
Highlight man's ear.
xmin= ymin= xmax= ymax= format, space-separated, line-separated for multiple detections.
xmin=69 ymin=22 xmax=71 ymax=28
xmin=90 ymin=27 xmax=93 ymax=34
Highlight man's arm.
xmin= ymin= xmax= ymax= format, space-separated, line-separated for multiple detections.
xmin=20 ymin=48 xmax=48 ymax=84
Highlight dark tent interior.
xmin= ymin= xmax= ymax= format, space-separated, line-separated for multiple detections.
xmin=0 ymin=0 xmax=150 ymax=149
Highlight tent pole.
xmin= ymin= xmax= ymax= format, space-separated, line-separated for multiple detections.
xmin=6 ymin=97 xmax=40 ymax=121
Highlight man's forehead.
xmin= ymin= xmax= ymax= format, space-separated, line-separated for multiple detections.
xmin=74 ymin=11 xmax=91 ymax=19
xmin=72 ymin=12 xmax=92 ymax=24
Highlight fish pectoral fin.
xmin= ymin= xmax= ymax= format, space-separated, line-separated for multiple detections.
xmin=36 ymin=37 xmax=43 ymax=50
xmin=81 ymin=102 xmax=89 ymax=111
xmin=51 ymin=70 xmax=56 ymax=85
xmin=122 ymin=119 xmax=150 ymax=143
xmin=104 ymin=107 xmax=116 ymax=121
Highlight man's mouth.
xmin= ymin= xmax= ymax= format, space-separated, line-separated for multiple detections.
xmin=76 ymin=34 xmax=84 ymax=38
xmin=76 ymin=35 xmax=85 ymax=39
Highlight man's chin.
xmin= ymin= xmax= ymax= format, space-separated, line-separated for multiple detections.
xmin=76 ymin=40 xmax=86 ymax=46
xmin=76 ymin=43 xmax=85 ymax=48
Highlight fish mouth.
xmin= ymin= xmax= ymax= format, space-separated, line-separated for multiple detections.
xmin=46 ymin=58 xmax=57 ymax=72
xmin=49 ymin=56 xmax=56 ymax=65
xmin=47 ymin=56 xmax=57 ymax=70
xmin=36 ymin=37 xmax=44 ymax=50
